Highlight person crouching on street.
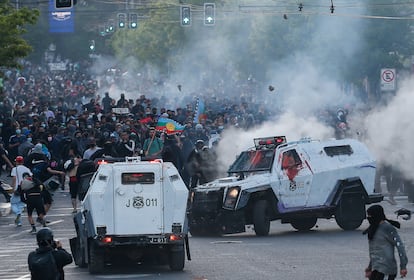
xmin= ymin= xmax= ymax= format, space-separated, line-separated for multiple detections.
xmin=28 ymin=227 xmax=73 ymax=280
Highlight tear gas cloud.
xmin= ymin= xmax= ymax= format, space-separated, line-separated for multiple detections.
xmin=89 ymin=1 xmax=412 ymax=179
xmin=364 ymin=77 xmax=414 ymax=181
xmin=216 ymin=112 xmax=333 ymax=169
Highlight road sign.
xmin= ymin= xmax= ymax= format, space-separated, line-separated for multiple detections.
xmin=380 ymin=68 xmax=396 ymax=91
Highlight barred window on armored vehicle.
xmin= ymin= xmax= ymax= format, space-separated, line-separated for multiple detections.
xmin=122 ymin=173 xmax=155 ymax=184
xmin=323 ymin=145 xmax=353 ymax=157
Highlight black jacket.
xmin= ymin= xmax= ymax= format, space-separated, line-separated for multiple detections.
xmin=28 ymin=246 xmax=73 ymax=280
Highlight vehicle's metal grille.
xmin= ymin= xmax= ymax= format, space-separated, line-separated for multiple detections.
xmin=192 ymin=189 xmax=224 ymax=212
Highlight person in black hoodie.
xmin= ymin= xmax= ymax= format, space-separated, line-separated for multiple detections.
xmin=363 ymin=204 xmax=408 ymax=280
xmin=28 ymin=227 xmax=73 ymax=280
xmin=21 ymin=172 xmax=47 ymax=233
xmin=115 ymin=131 xmax=135 ymax=157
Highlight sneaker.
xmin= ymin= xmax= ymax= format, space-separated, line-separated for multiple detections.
xmin=17 ymin=221 xmax=22 ymax=227
xmin=15 ymin=214 xmax=21 ymax=226
xmin=29 ymin=227 xmax=36 ymax=234
xmin=72 ymin=209 xmax=77 ymax=214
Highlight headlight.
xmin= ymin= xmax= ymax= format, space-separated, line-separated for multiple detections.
xmin=223 ymin=186 xmax=240 ymax=210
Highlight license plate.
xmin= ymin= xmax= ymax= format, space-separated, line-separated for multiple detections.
xmin=149 ymin=236 xmax=167 ymax=243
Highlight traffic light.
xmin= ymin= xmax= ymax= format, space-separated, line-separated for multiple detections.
xmin=130 ymin=13 xmax=138 ymax=29
xmin=99 ymin=25 xmax=106 ymax=36
xmin=89 ymin=40 xmax=95 ymax=52
xmin=180 ymin=5 xmax=191 ymax=26
xmin=55 ymin=0 xmax=72 ymax=9
xmin=118 ymin=13 xmax=126 ymax=28
xmin=204 ymin=3 xmax=215 ymax=25
xmin=108 ymin=20 xmax=115 ymax=32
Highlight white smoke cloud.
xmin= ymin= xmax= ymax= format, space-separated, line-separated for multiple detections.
xmin=216 ymin=111 xmax=333 ymax=168
xmin=85 ymin=1 xmax=413 ymax=185
xmin=364 ymin=77 xmax=414 ymax=180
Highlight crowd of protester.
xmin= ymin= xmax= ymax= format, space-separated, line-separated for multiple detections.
xmin=0 ymin=61 xmax=388 ymax=191
xmin=1 ymin=57 xmax=411 ymax=219
xmin=0 ymin=59 xmax=279 ymax=199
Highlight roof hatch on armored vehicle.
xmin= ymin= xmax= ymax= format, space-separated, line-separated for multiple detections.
xmin=324 ymin=145 xmax=353 ymax=157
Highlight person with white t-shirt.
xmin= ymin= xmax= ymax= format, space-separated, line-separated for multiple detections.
xmin=82 ymin=138 xmax=102 ymax=160
xmin=10 ymin=156 xmax=32 ymax=226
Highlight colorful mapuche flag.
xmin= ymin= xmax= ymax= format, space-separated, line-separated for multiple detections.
xmin=156 ymin=117 xmax=186 ymax=135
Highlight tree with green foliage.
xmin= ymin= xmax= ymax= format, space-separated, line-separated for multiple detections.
xmin=350 ymin=1 xmax=414 ymax=100
xmin=0 ymin=0 xmax=39 ymax=70
xmin=111 ymin=1 xmax=185 ymax=73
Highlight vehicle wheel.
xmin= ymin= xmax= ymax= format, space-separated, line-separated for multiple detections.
xmin=335 ymin=196 xmax=364 ymax=230
xmin=335 ymin=209 xmax=364 ymax=230
xmin=88 ymin=240 xmax=105 ymax=274
xmin=73 ymin=223 xmax=87 ymax=267
xmin=169 ymin=244 xmax=185 ymax=271
xmin=253 ymin=200 xmax=270 ymax=236
xmin=74 ymin=237 xmax=87 ymax=268
xmin=290 ymin=217 xmax=317 ymax=231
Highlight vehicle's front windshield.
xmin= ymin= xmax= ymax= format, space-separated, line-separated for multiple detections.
xmin=228 ymin=149 xmax=275 ymax=173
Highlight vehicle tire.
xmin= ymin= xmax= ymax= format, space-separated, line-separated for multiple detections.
xmin=335 ymin=209 xmax=364 ymax=230
xmin=335 ymin=195 xmax=364 ymax=230
xmin=290 ymin=217 xmax=317 ymax=231
xmin=88 ymin=240 xmax=105 ymax=274
xmin=253 ymin=200 xmax=270 ymax=236
xmin=169 ymin=244 xmax=185 ymax=271
xmin=73 ymin=223 xmax=87 ymax=268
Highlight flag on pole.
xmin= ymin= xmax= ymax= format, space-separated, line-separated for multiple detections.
xmin=156 ymin=117 xmax=186 ymax=135
xmin=194 ymin=98 xmax=207 ymax=124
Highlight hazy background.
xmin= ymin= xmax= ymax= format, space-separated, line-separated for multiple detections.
xmin=87 ymin=0 xmax=412 ymax=179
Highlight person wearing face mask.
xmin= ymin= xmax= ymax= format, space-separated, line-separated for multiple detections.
xmin=45 ymin=133 xmax=62 ymax=162
xmin=363 ymin=204 xmax=408 ymax=280
xmin=18 ymin=135 xmax=34 ymax=157
xmin=8 ymin=128 xmax=27 ymax=161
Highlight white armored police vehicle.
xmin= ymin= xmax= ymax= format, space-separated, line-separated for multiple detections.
xmin=188 ymin=136 xmax=383 ymax=236
xmin=69 ymin=157 xmax=190 ymax=273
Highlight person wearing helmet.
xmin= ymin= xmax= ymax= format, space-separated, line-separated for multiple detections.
xmin=28 ymin=227 xmax=73 ymax=280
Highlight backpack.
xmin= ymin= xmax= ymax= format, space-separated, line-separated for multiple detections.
xmin=32 ymin=162 xmax=49 ymax=181
xmin=30 ymin=250 xmax=59 ymax=280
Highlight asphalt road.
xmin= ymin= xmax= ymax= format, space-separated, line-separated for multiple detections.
xmin=0 ymin=175 xmax=413 ymax=280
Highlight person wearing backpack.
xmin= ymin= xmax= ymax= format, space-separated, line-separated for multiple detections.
xmin=28 ymin=227 xmax=73 ymax=280
xmin=22 ymin=173 xmax=47 ymax=233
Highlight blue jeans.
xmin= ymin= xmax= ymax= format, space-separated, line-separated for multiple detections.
xmin=10 ymin=194 xmax=25 ymax=215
